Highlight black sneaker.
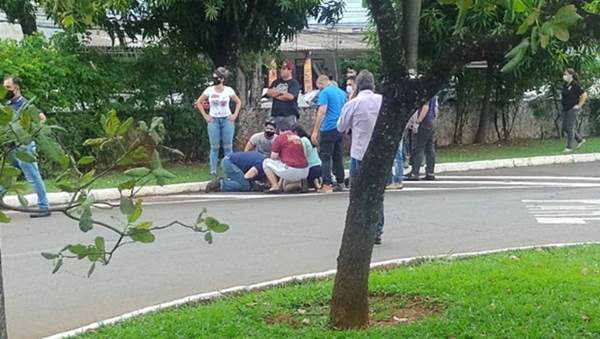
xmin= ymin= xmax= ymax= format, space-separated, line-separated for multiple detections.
xmin=300 ymin=179 xmax=309 ymax=193
xmin=251 ymin=181 xmax=267 ymax=192
xmin=423 ymin=174 xmax=435 ymax=181
xmin=403 ymin=174 xmax=420 ymax=181
xmin=204 ymin=177 xmax=221 ymax=193
xmin=374 ymin=236 xmax=382 ymax=245
xmin=30 ymin=210 xmax=51 ymax=218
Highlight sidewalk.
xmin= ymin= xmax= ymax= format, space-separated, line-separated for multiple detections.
xmin=5 ymin=152 xmax=600 ymax=207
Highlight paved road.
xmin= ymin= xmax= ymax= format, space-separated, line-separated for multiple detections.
xmin=2 ymin=162 xmax=600 ymax=338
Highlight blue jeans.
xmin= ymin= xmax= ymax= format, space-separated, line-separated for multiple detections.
xmin=350 ymin=158 xmax=384 ymax=237
xmin=220 ymin=156 xmax=251 ymax=192
xmin=8 ymin=142 xmax=50 ymax=210
xmin=392 ymin=141 xmax=404 ymax=184
xmin=207 ymin=117 xmax=235 ymax=176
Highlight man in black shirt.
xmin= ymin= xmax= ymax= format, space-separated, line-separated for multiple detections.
xmin=561 ymin=69 xmax=588 ymax=152
xmin=267 ymin=60 xmax=300 ymax=132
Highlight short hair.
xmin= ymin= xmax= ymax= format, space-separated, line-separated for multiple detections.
xmin=264 ymin=119 xmax=276 ymax=128
xmin=4 ymin=76 xmax=23 ymax=89
xmin=347 ymin=75 xmax=356 ymax=82
xmin=317 ymin=74 xmax=329 ymax=85
xmin=356 ymin=70 xmax=375 ymax=91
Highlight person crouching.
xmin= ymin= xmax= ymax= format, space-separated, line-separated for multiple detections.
xmin=262 ymin=126 xmax=309 ymax=194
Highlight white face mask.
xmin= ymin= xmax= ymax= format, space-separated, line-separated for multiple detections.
xmin=346 ymin=86 xmax=353 ymax=94
xmin=563 ymin=74 xmax=573 ymax=83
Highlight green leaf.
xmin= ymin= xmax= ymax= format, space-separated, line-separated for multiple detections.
xmin=517 ymin=19 xmax=530 ymax=34
xmin=95 ymin=236 xmax=105 ymax=253
xmin=36 ymin=134 xmax=65 ymax=164
xmin=128 ymin=200 xmax=143 ymax=223
xmin=1 ymin=166 xmax=21 ymax=178
xmin=0 ymin=106 xmax=13 ymax=125
xmin=118 ymin=117 xmax=134 ymax=136
xmin=153 ymin=168 xmax=176 ymax=179
xmin=83 ymin=138 xmax=108 ymax=147
xmin=540 ymin=33 xmax=550 ymax=48
xmin=553 ymin=5 xmax=582 ymax=26
xmin=77 ymin=156 xmax=96 ymax=166
xmin=0 ymin=211 xmax=11 ymax=223
xmin=80 ymin=169 xmax=96 ymax=187
xmin=204 ymin=232 xmax=213 ymax=244
xmin=61 ymin=15 xmax=76 ymax=27
xmin=151 ymin=149 xmax=162 ymax=170
xmin=128 ymin=227 xmax=155 ymax=243
xmin=195 ymin=208 xmax=207 ymax=226
xmin=553 ymin=25 xmax=570 ymax=41
xmin=79 ymin=208 xmax=93 ymax=232
xmin=102 ymin=111 xmax=120 ymax=137
xmin=52 ymin=258 xmax=63 ymax=274
xmin=68 ymin=244 xmax=87 ymax=256
xmin=124 ymin=167 xmax=151 ymax=177
xmin=87 ymin=263 xmax=96 ymax=278
xmin=59 ymin=155 xmax=71 ymax=169
xmin=205 ymin=217 xmax=229 ymax=233
xmin=41 ymin=252 xmax=59 ymax=260
xmin=137 ymin=221 xmax=152 ymax=229
xmin=17 ymin=191 xmax=29 ymax=207
xmin=120 ymin=196 xmax=135 ymax=215
xmin=118 ymin=180 xmax=136 ymax=191
xmin=56 ymin=178 xmax=77 ymax=192
xmin=512 ymin=0 xmax=526 ymax=13
xmin=15 ymin=151 xmax=35 ymax=163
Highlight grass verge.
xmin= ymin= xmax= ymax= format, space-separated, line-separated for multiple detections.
xmin=78 ymin=245 xmax=600 ymax=338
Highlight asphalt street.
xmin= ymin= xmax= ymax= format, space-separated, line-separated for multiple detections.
xmin=2 ymin=161 xmax=599 ymax=338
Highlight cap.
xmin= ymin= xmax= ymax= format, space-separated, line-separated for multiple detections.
xmin=281 ymin=60 xmax=294 ymax=71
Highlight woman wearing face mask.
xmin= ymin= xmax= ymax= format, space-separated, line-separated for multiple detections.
xmin=561 ymin=68 xmax=588 ymax=152
xmin=197 ymin=67 xmax=242 ymax=178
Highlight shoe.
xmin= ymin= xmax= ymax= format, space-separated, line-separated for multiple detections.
xmin=204 ymin=177 xmax=221 ymax=193
xmin=313 ymin=178 xmax=322 ymax=191
xmin=251 ymin=181 xmax=267 ymax=192
xmin=344 ymin=178 xmax=350 ymax=187
xmin=300 ymin=179 xmax=309 ymax=193
xmin=563 ymin=148 xmax=573 ymax=153
xmin=374 ymin=236 xmax=382 ymax=245
xmin=333 ymin=184 xmax=345 ymax=192
xmin=386 ymin=182 xmax=404 ymax=190
xmin=30 ymin=210 xmax=51 ymax=218
xmin=577 ymin=139 xmax=586 ymax=149
xmin=404 ymin=174 xmax=420 ymax=181
xmin=423 ymin=174 xmax=435 ymax=181
xmin=318 ymin=184 xmax=334 ymax=193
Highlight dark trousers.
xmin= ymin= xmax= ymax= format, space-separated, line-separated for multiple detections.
xmin=410 ymin=123 xmax=436 ymax=176
xmin=319 ymin=129 xmax=345 ymax=185
xmin=562 ymin=108 xmax=583 ymax=149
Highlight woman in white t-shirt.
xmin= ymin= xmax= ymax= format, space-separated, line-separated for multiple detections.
xmin=197 ymin=67 xmax=242 ymax=177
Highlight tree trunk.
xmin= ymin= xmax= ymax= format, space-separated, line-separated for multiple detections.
xmin=19 ymin=12 xmax=37 ymax=36
xmin=474 ymin=65 xmax=494 ymax=144
xmin=0 ymin=246 xmax=7 ymax=339
xmin=402 ymin=0 xmax=422 ymax=72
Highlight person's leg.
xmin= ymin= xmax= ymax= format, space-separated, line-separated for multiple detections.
xmin=220 ymin=157 xmax=250 ymax=192
xmin=572 ymin=108 xmax=584 ymax=144
xmin=392 ymin=141 xmax=404 ymax=183
xmin=222 ymin=118 xmax=235 ymax=157
xmin=565 ymin=109 xmax=577 ymax=150
xmin=331 ymin=131 xmax=345 ymax=186
xmin=262 ymin=159 xmax=282 ymax=191
xmin=409 ymin=130 xmax=426 ymax=177
xmin=424 ymin=127 xmax=436 ymax=176
xmin=319 ymin=130 xmax=335 ymax=186
xmin=207 ymin=119 xmax=220 ymax=177
xmin=16 ymin=154 xmax=50 ymax=211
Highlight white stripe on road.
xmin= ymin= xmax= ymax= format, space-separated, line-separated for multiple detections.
xmin=523 ymin=199 xmax=600 ymax=204
xmin=439 ymin=175 xmax=600 ymax=181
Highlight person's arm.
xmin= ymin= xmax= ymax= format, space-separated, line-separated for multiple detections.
xmin=416 ymin=104 xmax=429 ymax=123
xmin=229 ymin=92 xmax=242 ymax=121
xmin=278 ymin=80 xmax=300 ymax=102
xmin=266 ymin=88 xmax=282 ymax=98
xmin=244 ymin=140 xmax=255 ymax=152
xmin=312 ymin=105 xmax=327 ymax=145
xmin=196 ymin=93 xmax=212 ymax=123
xmin=575 ymin=92 xmax=588 ymax=109
xmin=337 ymin=102 xmax=353 ymax=133
xmin=270 ymin=152 xmax=280 ymax=160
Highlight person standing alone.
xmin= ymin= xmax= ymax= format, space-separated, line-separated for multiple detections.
xmin=561 ymin=68 xmax=588 ymax=152
xmin=267 ymin=60 xmax=301 ymax=132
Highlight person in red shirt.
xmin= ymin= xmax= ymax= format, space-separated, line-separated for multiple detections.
xmin=262 ymin=127 xmax=309 ymax=193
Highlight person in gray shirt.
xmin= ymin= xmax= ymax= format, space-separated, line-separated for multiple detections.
xmin=244 ymin=119 xmax=277 ymax=158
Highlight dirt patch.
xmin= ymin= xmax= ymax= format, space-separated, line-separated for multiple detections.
xmin=264 ymin=294 xmax=444 ymax=329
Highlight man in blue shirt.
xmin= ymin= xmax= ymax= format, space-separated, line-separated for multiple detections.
xmin=205 ymin=151 xmax=266 ymax=192
xmin=3 ymin=76 xmax=51 ymax=218
xmin=311 ymin=75 xmax=347 ymax=193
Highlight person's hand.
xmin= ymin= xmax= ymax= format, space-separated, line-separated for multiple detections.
xmin=412 ymin=124 xmax=419 ymax=134
xmin=204 ymin=115 xmax=213 ymax=123
xmin=311 ymin=131 xmax=319 ymax=145
xmin=228 ymin=114 xmax=238 ymax=122
xmin=574 ymin=105 xmax=581 ymax=110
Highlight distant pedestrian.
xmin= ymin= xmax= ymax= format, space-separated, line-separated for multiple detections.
xmin=267 ymin=60 xmax=301 ymax=132
xmin=561 ymin=68 xmax=588 ymax=152
xmin=3 ymin=76 xmax=51 ymax=218
xmin=345 ymin=75 xmax=357 ymax=100
xmin=312 ymin=75 xmax=347 ymax=193
xmin=262 ymin=127 xmax=309 ymax=194
xmin=196 ymin=67 xmax=242 ymax=178
xmin=205 ymin=151 xmax=265 ymax=193
xmin=337 ymin=70 xmax=385 ymax=244
xmin=245 ymin=119 xmax=277 ymax=157
xmin=405 ymin=96 xmax=437 ymax=181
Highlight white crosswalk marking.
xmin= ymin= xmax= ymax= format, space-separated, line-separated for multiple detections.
xmin=524 ymin=199 xmax=600 ymax=225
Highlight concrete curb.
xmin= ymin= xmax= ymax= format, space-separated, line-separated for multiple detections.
xmin=43 ymin=241 xmax=600 ymax=339
xmin=6 ymin=152 xmax=600 ymax=207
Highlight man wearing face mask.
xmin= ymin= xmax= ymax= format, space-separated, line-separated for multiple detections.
xmin=345 ymin=75 xmax=357 ymax=100
xmin=244 ymin=119 xmax=277 ymax=158
xmin=3 ymin=76 xmax=51 ymax=218
xmin=561 ymin=68 xmax=588 ymax=152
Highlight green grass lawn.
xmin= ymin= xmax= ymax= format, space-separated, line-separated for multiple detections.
xmin=77 ymin=245 xmax=600 ymax=338
xmin=17 ymin=137 xmax=599 ymax=193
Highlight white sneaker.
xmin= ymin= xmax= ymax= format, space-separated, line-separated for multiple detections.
xmin=577 ymin=139 xmax=586 ymax=149
xmin=563 ymin=148 xmax=573 ymax=153
xmin=386 ymin=182 xmax=404 ymax=190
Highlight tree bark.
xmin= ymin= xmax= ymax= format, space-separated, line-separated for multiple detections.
xmin=18 ymin=11 xmax=37 ymax=36
xmin=474 ymin=65 xmax=494 ymax=143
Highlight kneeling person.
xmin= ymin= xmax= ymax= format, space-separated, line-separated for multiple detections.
xmin=205 ymin=151 xmax=265 ymax=192
xmin=263 ymin=128 xmax=309 ymax=193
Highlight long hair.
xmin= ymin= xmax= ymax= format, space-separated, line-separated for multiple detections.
xmin=565 ymin=68 xmax=580 ymax=84
xmin=291 ymin=124 xmax=309 ymax=139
